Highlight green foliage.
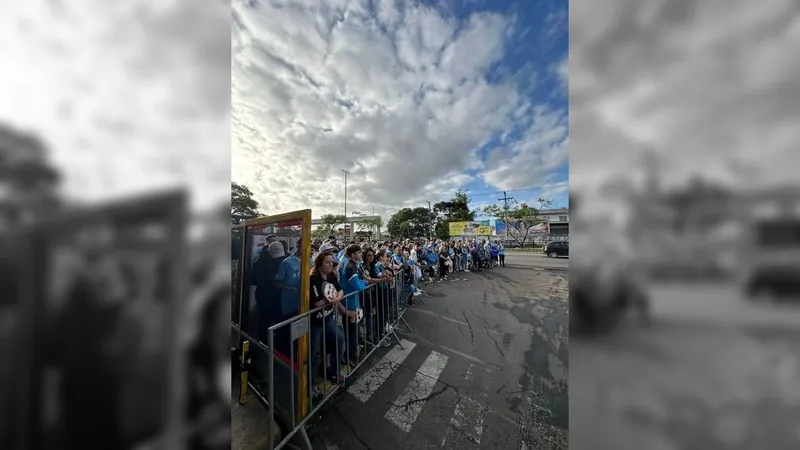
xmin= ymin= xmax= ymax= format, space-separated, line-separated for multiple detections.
xmin=231 ymin=182 xmax=260 ymax=219
xmin=318 ymin=214 xmax=347 ymax=236
xmin=434 ymin=221 xmax=450 ymax=240
xmin=387 ymin=207 xmax=436 ymax=239
xmin=431 ymin=189 xmax=475 ymax=240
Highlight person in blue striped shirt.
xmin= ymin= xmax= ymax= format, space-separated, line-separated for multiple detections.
xmin=340 ymin=244 xmax=367 ymax=367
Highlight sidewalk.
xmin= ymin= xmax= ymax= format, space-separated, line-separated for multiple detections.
xmin=232 ymin=383 xmax=280 ymax=450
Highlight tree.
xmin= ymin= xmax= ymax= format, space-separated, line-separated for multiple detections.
xmin=432 ymin=189 xmax=475 ymax=240
xmin=359 ymin=216 xmax=384 ymax=240
xmin=318 ymin=213 xmax=347 ymax=237
xmin=433 ymin=189 xmax=475 ymax=221
xmin=231 ymin=182 xmax=260 ymax=221
xmin=483 ymin=197 xmax=551 ymax=247
xmin=387 ymin=207 xmax=436 ymax=239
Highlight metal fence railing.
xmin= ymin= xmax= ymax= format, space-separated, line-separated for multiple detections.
xmin=232 ymin=252 xmax=416 ymax=449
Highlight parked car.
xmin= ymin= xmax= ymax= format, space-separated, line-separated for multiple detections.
xmin=743 ymin=217 xmax=800 ymax=300
xmin=543 ymin=241 xmax=569 ymax=258
xmin=570 ymin=240 xmax=650 ymax=334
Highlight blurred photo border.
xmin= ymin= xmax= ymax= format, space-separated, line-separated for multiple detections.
xmin=15 ymin=188 xmax=189 ymax=450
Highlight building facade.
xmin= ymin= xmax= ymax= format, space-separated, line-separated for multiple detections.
xmin=538 ymin=208 xmax=569 ymax=236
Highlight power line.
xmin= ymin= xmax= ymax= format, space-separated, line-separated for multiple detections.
xmin=498 ymin=191 xmax=513 ymax=240
xmin=427 ymin=185 xmax=563 ymax=200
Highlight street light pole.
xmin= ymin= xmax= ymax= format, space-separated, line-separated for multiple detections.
xmin=425 ymin=200 xmax=432 ymax=239
xmin=342 ymin=169 xmax=350 ymax=240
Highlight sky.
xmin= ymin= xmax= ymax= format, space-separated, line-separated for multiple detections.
xmin=0 ymin=0 xmax=231 ymax=210
xmin=232 ymin=0 xmax=569 ymax=221
xmin=569 ymin=0 xmax=800 ymax=218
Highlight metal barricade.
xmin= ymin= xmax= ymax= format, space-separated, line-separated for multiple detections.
xmin=258 ymin=269 xmax=413 ymax=450
xmin=233 ymin=229 xmax=419 ymax=449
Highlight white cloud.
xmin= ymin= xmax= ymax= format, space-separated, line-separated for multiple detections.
xmin=233 ymin=0 xmax=568 ymax=220
xmin=482 ymin=106 xmax=568 ymax=190
xmin=570 ymin=0 xmax=800 ymax=201
xmin=0 ymin=0 xmax=230 ymax=210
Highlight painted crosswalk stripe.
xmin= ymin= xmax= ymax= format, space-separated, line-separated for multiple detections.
xmin=347 ymin=339 xmax=417 ymax=403
xmin=385 ymin=350 xmax=449 ymax=432
xmin=441 ymin=364 xmax=489 ymax=447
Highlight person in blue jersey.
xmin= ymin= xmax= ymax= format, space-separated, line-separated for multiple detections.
xmin=275 ymin=238 xmax=303 ymax=320
xmin=340 ymin=244 xmax=367 ymax=367
xmin=337 ymin=247 xmax=346 ymax=263
xmin=490 ymin=241 xmax=499 ymax=267
xmin=497 ymin=240 xmax=506 ymax=267
xmin=391 ymin=244 xmax=405 ymax=267
xmin=423 ymin=245 xmax=438 ymax=281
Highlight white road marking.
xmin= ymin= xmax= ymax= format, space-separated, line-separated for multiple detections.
xmin=395 ymin=328 xmax=501 ymax=370
xmin=385 ymin=350 xmax=450 ymax=432
xmin=441 ymin=364 xmax=489 ymax=448
xmin=347 ymin=339 xmax=417 ymax=403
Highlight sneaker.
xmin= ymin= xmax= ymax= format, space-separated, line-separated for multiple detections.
xmin=413 ymin=290 xmax=422 ymax=296
xmin=329 ymin=374 xmax=345 ymax=384
xmin=465 ymin=269 xmax=470 ymax=272
xmin=381 ymin=340 xmax=393 ymax=347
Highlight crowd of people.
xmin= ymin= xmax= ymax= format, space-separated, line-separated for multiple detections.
xmin=248 ymin=234 xmax=507 ymax=393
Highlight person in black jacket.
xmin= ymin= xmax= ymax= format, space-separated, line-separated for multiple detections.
xmin=309 ymin=252 xmax=346 ymax=384
xmin=53 ymin=267 xmax=125 ymax=449
xmin=250 ymin=242 xmax=285 ymax=340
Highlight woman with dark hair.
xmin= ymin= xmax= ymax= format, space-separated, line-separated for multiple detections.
xmin=437 ymin=243 xmax=449 ymax=281
xmin=308 ymin=252 xmax=346 ymax=384
xmin=362 ymin=248 xmax=392 ymax=348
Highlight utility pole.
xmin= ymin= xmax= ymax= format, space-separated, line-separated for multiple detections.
xmin=498 ymin=191 xmax=513 ymax=242
xmin=425 ymin=200 xmax=432 ymax=239
xmin=342 ymin=169 xmax=350 ymax=240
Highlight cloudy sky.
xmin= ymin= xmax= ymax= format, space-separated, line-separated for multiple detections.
xmin=232 ymin=0 xmax=568 ymax=220
xmin=570 ymin=0 xmax=800 ymax=205
xmin=0 ymin=0 xmax=230 ymax=210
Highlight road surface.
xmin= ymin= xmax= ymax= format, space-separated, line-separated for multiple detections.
xmin=570 ymin=280 xmax=800 ymax=449
xmin=311 ymin=262 xmax=569 ymax=449
xmin=503 ymin=252 xmax=568 ymax=270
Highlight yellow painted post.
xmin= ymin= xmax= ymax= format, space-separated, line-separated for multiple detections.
xmin=296 ymin=209 xmax=312 ymax=421
xmin=239 ymin=340 xmax=250 ymax=404
xmin=240 ymin=210 xmax=313 ymax=421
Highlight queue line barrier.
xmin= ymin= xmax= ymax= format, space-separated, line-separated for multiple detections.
xmin=233 ymin=270 xmax=414 ymax=450
xmin=232 ymin=212 xmax=418 ymax=449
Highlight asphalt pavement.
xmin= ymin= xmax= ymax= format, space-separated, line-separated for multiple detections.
xmin=311 ymin=262 xmax=569 ymax=450
xmin=503 ymin=252 xmax=568 ymax=270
